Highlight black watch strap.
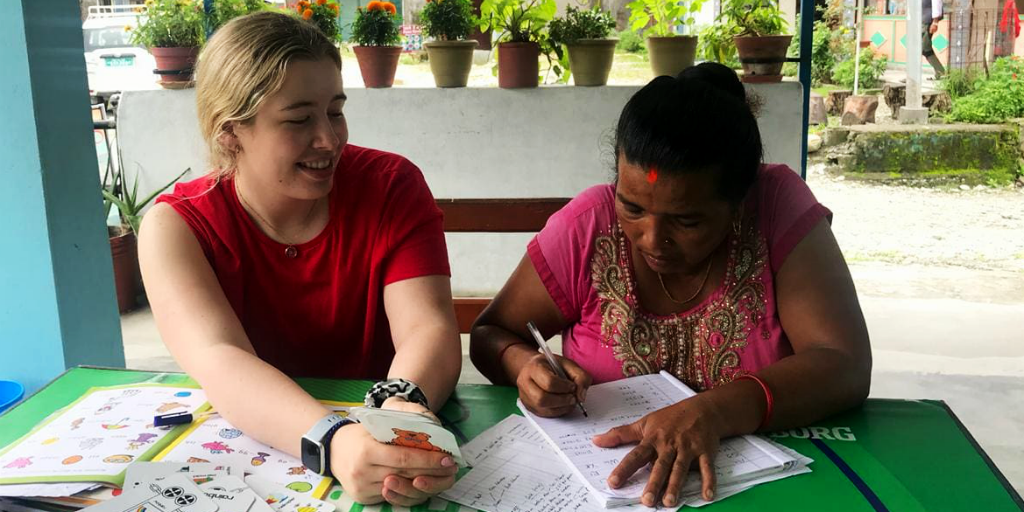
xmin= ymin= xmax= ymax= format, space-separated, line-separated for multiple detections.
xmin=364 ymin=378 xmax=430 ymax=409
xmin=319 ymin=418 xmax=352 ymax=476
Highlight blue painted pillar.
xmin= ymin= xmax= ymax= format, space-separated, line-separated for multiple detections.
xmin=798 ymin=0 xmax=814 ymax=179
xmin=0 ymin=0 xmax=125 ymax=395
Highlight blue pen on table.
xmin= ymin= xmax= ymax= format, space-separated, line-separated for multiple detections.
xmin=153 ymin=410 xmax=218 ymax=427
xmin=526 ymin=321 xmax=588 ymax=417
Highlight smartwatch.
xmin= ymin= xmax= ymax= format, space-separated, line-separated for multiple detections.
xmin=300 ymin=414 xmax=356 ymax=476
xmin=364 ymin=378 xmax=430 ymax=409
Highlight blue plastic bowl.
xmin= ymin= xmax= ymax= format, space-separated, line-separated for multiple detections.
xmin=0 ymin=380 xmax=25 ymax=414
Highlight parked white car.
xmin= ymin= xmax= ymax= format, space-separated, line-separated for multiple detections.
xmin=83 ymin=5 xmax=158 ymax=106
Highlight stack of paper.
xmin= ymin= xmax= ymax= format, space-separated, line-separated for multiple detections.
xmin=441 ymin=371 xmax=813 ymax=511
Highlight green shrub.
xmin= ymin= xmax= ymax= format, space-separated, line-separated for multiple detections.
xmin=351 ymin=1 xmax=401 ymax=46
xmin=941 ymin=68 xmax=979 ymax=99
xmin=420 ymin=0 xmax=475 ymax=41
xmin=949 ymin=57 xmax=1024 ymax=123
xmin=696 ymin=22 xmax=739 ymax=67
xmin=549 ymin=6 xmax=615 ymax=45
xmin=832 ymin=49 xmax=887 ymax=89
xmin=616 ymin=29 xmax=646 ymax=53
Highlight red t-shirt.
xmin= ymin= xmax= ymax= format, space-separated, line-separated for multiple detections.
xmin=156 ymin=145 xmax=450 ymax=379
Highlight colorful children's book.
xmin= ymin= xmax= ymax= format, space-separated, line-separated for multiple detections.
xmin=0 ymin=384 xmax=208 ymax=487
xmin=152 ymin=402 xmax=360 ymax=500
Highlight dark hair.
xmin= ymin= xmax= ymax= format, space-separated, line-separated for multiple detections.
xmin=613 ymin=62 xmax=763 ymax=204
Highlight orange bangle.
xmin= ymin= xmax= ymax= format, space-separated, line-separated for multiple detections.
xmin=736 ymin=374 xmax=773 ymax=431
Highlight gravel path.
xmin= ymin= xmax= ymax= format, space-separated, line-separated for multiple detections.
xmin=806 ymin=163 xmax=1024 ymax=273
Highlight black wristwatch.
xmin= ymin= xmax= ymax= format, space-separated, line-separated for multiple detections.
xmin=300 ymin=414 xmax=357 ymax=476
xmin=364 ymin=378 xmax=430 ymax=409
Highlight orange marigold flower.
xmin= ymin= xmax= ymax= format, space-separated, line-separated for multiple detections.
xmin=366 ymin=1 xmax=383 ymax=10
xmin=329 ymin=3 xmax=339 ymax=12
xmin=302 ymin=7 xmax=314 ymax=19
xmin=383 ymin=2 xmax=396 ymax=14
xmin=317 ymin=0 xmax=327 ymax=4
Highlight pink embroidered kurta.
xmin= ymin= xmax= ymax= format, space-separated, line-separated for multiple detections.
xmin=528 ymin=165 xmax=832 ymax=391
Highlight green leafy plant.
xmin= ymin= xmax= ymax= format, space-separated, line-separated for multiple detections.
xmin=129 ymin=0 xmax=205 ymax=48
xmin=719 ymin=0 xmax=787 ymax=37
xmin=941 ymin=68 xmax=980 ymax=99
xmin=696 ymin=23 xmax=740 ymax=66
xmin=420 ymin=0 xmax=476 ymax=40
xmin=209 ymin=0 xmax=266 ymax=32
xmin=351 ymin=1 xmax=402 ymax=46
xmin=290 ymin=0 xmax=343 ymax=41
xmin=549 ymin=6 xmax=615 ymax=45
xmin=616 ymin=29 xmax=646 ymax=53
xmin=948 ymin=57 xmax=1024 ymax=123
xmin=832 ymin=49 xmax=888 ymax=89
xmin=478 ymin=0 xmax=556 ymax=43
xmin=627 ymin=0 xmax=704 ymax=37
xmin=103 ymin=168 xmax=191 ymax=235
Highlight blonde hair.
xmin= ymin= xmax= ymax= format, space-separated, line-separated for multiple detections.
xmin=196 ymin=11 xmax=341 ymax=178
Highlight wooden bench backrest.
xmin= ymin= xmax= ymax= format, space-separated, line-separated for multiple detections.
xmin=437 ymin=198 xmax=570 ymax=333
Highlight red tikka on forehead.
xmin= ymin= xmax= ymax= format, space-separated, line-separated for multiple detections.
xmin=646 ymin=167 xmax=658 ymax=184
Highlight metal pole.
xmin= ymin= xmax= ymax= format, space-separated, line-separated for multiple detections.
xmin=798 ymin=0 xmax=814 ymax=179
xmin=853 ymin=3 xmax=862 ymax=95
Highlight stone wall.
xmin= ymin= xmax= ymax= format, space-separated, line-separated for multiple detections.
xmin=820 ymin=124 xmax=1023 ymax=185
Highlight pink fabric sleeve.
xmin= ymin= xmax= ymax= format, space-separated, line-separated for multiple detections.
xmin=527 ymin=185 xmax=614 ymax=324
xmin=758 ymin=165 xmax=833 ymax=273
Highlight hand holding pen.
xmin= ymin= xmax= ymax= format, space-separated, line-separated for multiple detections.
xmin=523 ymin=321 xmax=591 ymax=418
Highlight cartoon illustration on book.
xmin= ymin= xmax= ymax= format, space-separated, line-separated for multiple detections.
xmin=0 ymin=384 xmax=207 ymax=485
xmin=251 ymin=452 xmax=269 ymax=466
xmin=218 ymin=428 xmax=242 ymax=440
xmin=389 ymin=429 xmax=448 ymax=454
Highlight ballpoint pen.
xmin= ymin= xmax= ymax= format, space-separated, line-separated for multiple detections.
xmin=526 ymin=321 xmax=588 ymax=417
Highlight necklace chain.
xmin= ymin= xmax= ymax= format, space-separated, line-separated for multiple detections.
xmin=657 ymin=257 xmax=714 ymax=305
xmin=235 ymin=180 xmax=320 ymax=247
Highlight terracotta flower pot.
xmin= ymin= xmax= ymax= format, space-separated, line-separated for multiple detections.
xmin=353 ymin=46 xmax=403 ymax=88
xmin=566 ymin=38 xmax=617 ymax=86
xmin=150 ymin=47 xmax=199 ymax=87
xmin=646 ymin=36 xmax=698 ymax=78
xmin=109 ymin=226 xmax=139 ymax=314
xmin=425 ymin=40 xmax=478 ymax=88
xmin=498 ymin=42 xmax=540 ymax=89
xmin=734 ymin=35 xmax=793 ymax=83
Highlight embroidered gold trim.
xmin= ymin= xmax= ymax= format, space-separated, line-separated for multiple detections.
xmin=592 ymin=220 xmax=768 ymax=391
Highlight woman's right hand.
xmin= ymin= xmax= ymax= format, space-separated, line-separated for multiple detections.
xmin=329 ymin=423 xmax=458 ymax=505
xmin=516 ymin=353 xmax=592 ymax=418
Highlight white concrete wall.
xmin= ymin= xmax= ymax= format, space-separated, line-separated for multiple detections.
xmin=118 ymin=83 xmax=803 ymax=295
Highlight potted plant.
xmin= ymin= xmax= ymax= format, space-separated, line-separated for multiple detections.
xmin=627 ymin=0 xmax=703 ymax=77
xmin=548 ymin=6 xmax=617 ymax=86
xmin=721 ymin=0 xmax=790 ymax=82
xmin=103 ymin=168 xmax=190 ymax=313
xmin=478 ymin=0 xmax=557 ymax=88
xmin=210 ymin=0 xmax=268 ymax=33
xmin=293 ymin=0 xmax=343 ymax=41
xmin=420 ymin=0 xmax=479 ymax=87
xmin=130 ymin=0 xmax=206 ymax=87
xmin=351 ymin=1 xmax=403 ymax=88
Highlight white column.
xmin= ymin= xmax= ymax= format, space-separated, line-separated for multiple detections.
xmin=900 ymin=0 xmax=929 ymax=123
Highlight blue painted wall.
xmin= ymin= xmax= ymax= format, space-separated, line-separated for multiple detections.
xmin=0 ymin=0 xmax=125 ymax=395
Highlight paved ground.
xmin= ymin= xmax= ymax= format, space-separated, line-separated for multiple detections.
xmin=121 ymin=170 xmax=1024 ymax=495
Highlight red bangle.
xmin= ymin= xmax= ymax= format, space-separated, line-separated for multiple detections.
xmin=736 ymin=374 xmax=773 ymax=431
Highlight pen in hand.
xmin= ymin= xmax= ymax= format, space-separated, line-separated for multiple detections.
xmin=526 ymin=321 xmax=589 ymax=417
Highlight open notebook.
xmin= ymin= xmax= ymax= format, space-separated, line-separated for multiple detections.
xmin=518 ymin=371 xmax=798 ymax=508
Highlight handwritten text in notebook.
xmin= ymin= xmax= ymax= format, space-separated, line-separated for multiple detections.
xmin=519 ymin=371 xmax=797 ymax=506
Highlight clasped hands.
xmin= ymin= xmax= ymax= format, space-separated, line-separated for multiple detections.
xmin=330 ymin=398 xmax=457 ymax=506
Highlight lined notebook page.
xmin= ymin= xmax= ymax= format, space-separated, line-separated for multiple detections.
xmin=520 ymin=371 xmax=795 ymax=506
xmin=442 ymin=416 xmax=653 ymax=512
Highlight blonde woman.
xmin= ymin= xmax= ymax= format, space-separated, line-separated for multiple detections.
xmin=139 ymin=12 xmax=461 ymax=507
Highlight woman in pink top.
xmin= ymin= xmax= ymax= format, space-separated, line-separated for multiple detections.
xmin=470 ymin=63 xmax=871 ymax=507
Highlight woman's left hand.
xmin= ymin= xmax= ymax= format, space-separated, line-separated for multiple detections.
xmin=379 ymin=398 xmax=452 ymax=507
xmin=592 ymin=395 xmax=724 ymax=508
